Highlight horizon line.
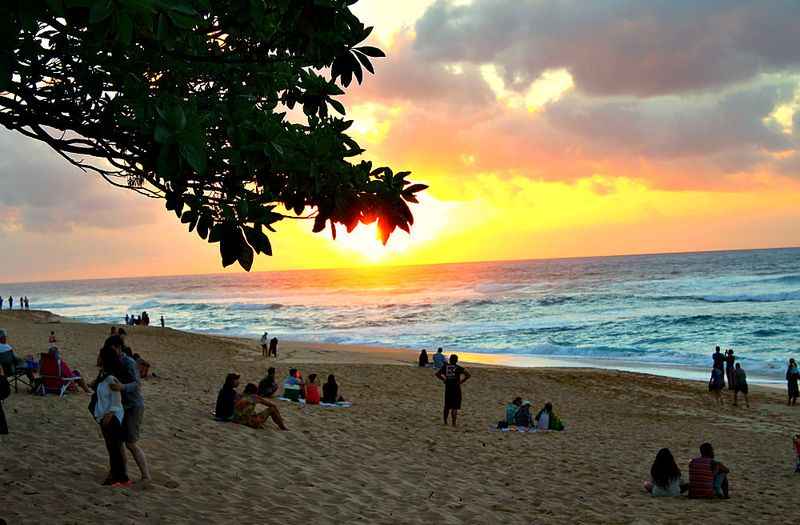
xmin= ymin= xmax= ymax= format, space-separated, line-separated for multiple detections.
xmin=2 ymin=244 xmax=799 ymax=287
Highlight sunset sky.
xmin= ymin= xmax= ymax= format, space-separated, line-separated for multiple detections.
xmin=2 ymin=0 xmax=800 ymax=283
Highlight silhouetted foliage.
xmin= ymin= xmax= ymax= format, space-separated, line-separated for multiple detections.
xmin=0 ymin=0 xmax=426 ymax=269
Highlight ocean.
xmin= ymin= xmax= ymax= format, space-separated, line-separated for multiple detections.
xmin=2 ymin=248 xmax=799 ymax=382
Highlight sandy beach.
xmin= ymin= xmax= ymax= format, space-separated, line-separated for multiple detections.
xmin=1 ymin=310 xmax=799 ymax=524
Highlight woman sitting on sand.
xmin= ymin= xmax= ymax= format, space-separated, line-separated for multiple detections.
xmin=418 ymin=349 xmax=429 ymax=367
xmin=258 ymin=367 xmax=278 ymax=398
xmin=644 ymin=448 xmax=688 ymax=496
xmin=505 ymin=397 xmax=522 ymax=425
xmin=322 ymin=374 xmax=344 ymax=404
xmin=535 ymin=402 xmax=565 ymax=431
xmin=215 ymin=373 xmax=240 ymax=421
xmin=305 ymin=374 xmax=321 ymax=404
xmin=233 ymin=383 xmax=288 ymax=430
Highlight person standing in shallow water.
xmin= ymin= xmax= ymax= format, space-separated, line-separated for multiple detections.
xmin=435 ymin=354 xmax=471 ymax=426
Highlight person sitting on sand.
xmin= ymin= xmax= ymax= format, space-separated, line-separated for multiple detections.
xmin=418 ymin=349 xmax=429 ymax=368
xmin=305 ymin=374 xmax=321 ymax=405
xmin=433 ymin=347 xmax=447 ymax=369
xmin=514 ymin=400 xmax=534 ymax=427
xmin=786 ymin=359 xmax=799 ymax=406
xmin=283 ymin=368 xmax=305 ymax=401
xmin=234 ymin=383 xmax=288 ymax=430
xmin=322 ymin=374 xmax=344 ymax=404
xmin=258 ymin=367 xmax=278 ymax=398
xmin=505 ymin=397 xmax=523 ymax=426
xmin=708 ymin=367 xmax=725 ymax=406
xmin=689 ymin=442 xmax=729 ymax=498
xmin=435 ymin=354 xmax=470 ymax=427
xmin=215 ymin=373 xmax=240 ymax=421
xmin=49 ymin=347 xmax=91 ymax=393
xmin=535 ymin=402 xmax=565 ymax=431
xmin=733 ymin=363 xmax=749 ymax=408
xmin=0 ymin=329 xmax=35 ymax=385
xmin=644 ymin=448 xmax=688 ymax=496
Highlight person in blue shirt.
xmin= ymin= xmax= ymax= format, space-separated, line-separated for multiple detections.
xmin=432 ymin=347 xmax=447 ymax=369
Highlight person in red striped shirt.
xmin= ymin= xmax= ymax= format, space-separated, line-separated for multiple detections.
xmin=689 ymin=443 xmax=730 ymax=498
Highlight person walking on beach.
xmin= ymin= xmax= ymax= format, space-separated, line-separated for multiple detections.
xmin=105 ymin=335 xmax=151 ymax=483
xmin=786 ymin=358 xmax=800 ymax=406
xmin=733 ymin=363 xmax=749 ymax=408
xmin=725 ymin=349 xmax=736 ymax=391
xmin=260 ymin=332 xmax=269 ymax=359
xmin=708 ymin=367 xmax=725 ymax=406
xmin=269 ymin=337 xmax=278 ymax=358
xmin=435 ymin=354 xmax=470 ymax=426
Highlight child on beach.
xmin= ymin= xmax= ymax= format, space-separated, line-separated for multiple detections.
xmin=793 ymin=434 xmax=800 ymax=473
xmin=305 ymin=374 xmax=321 ymax=404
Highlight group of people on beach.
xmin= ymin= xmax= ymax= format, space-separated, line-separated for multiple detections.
xmin=0 ymin=296 xmax=30 ymax=310
xmin=124 ymin=311 xmax=164 ymax=328
xmin=709 ymin=346 xmax=800 ymax=407
xmin=214 ymin=366 xmax=346 ymax=430
xmin=500 ymin=398 xmax=565 ymax=431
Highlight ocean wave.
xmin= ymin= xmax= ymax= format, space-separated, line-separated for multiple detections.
xmin=757 ymin=274 xmax=800 ymax=285
xmin=454 ymin=299 xmax=499 ymax=307
xmin=227 ymin=303 xmax=285 ymax=311
xmin=699 ymin=290 xmax=800 ymax=303
xmin=751 ymin=328 xmax=789 ymax=337
xmin=538 ymin=295 xmax=574 ymax=306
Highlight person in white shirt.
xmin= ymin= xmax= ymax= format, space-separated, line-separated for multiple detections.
xmin=93 ymin=345 xmax=130 ymax=487
xmin=260 ymin=332 xmax=269 ymax=359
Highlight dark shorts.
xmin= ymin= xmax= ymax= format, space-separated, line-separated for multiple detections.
xmin=735 ymin=384 xmax=748 ymax=394
xmin=444 ymin=386 xmax=462 ymax=410
xmin=123 ymin=405 xmax=144 ymax=443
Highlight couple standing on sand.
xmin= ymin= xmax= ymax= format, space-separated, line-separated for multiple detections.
xmin=91 ymin=334 xmax=150 ymax=487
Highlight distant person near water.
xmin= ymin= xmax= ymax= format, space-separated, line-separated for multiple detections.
xmin=7 ymin=297 xmax=12 ymax=310
xmin=268 ymin=337 xmax=278 ymax=358
xmin=725 ymin=349 xmax=736 ymax=391
xmin=786 ymin=358 xmax=799 ymax=406
xmin=0 ymin=297 xmax=3 ymax=310
xmin=688 ymin=442 xmax=730 ymax=499
xmin=644 ymin=448 xmax=688 ymax=496
xmin=24 ymin=297 xmax=29 ymax=310
xmin=432 ymin=347 xmax=446 ymax=369
xmin=260 ymin=332 xmax=269 ymax=359
xmin=733 ymin=363 xmax=749 ymax=408
xmin=435 ymin=354 xmax=470 ymax=426
xmin=160 ymin=316 xmax=165 ymax=328
xmin=712 ymin=346 xmax=725 ymax=377
xmin=418 ymin=349 xmax=429 ymax=367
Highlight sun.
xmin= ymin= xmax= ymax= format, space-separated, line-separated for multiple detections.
xmin=334 ymin=222 xmax=410 ymax=262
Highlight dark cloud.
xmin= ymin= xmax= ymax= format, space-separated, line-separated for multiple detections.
xmin=0 ymin=130 xmax=156 ymax=232
xmin=414 ymin=0 xmax=800 ymax=97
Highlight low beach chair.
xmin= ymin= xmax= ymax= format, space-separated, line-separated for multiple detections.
xmin=0 ymin=352 xmax=33 ymax=393
xmin=35 ymin=352 xmax=77 ymax=398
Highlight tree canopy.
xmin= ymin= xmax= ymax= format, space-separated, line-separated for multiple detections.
xmin=0 ymin=0 xmax=427 ymax=269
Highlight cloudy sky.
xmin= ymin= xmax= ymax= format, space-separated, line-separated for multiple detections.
xmin=2 ymin=0 xmax=800 ymax=283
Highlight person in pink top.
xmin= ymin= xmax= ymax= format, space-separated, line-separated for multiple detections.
xmin=305 ymin=374 xmax=321 ymax=404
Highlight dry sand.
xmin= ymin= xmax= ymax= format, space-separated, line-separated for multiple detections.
xmin=1 ymin=310 xmax=799 ymax=524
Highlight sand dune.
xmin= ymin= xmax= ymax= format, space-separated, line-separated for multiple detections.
xmin=1 ymin=310 xmax=798 ymax=524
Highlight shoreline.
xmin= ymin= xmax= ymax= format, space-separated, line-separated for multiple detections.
xmin=36 ymin=308 xmax=788 ymax=389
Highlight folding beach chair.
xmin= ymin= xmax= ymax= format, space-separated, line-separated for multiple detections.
xmin=35 ymin=352 xmax=78 ymax=398
xmin=0 ymin=352 xmax=32 ymax=393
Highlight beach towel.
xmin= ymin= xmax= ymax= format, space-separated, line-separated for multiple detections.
xmin=278 ymin=397 xmax=352 ymax=408
xmin=491 ymin=425 xmax=539 ymax=433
